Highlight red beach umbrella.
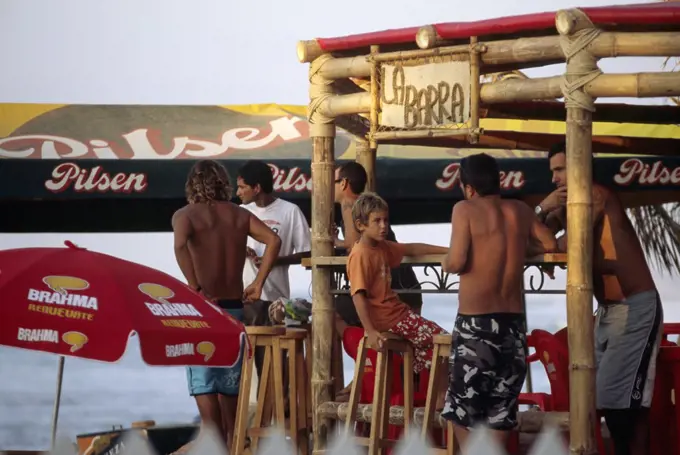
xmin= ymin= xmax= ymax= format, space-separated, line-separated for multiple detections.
xmin=0 ymin=240 xmax=248 ymax=367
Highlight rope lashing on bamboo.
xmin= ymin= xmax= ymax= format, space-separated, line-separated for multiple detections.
xmin=308 ymin=54 xmax=336 ymax=131
xmin=559 ymin=22 xmax=602 ymax=112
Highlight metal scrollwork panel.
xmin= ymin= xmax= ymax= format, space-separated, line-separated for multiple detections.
xmin=327 ymin=263 xmax=564 ymax=295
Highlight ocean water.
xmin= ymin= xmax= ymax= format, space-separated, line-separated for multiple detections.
xmin=0 ymin=293 xmax=573 ymax=450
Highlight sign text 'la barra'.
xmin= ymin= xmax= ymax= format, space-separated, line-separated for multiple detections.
xmin=380 ymin=60 xmax=471 ymax=129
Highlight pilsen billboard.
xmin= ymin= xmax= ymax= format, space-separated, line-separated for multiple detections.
xmin=1 ymin=104 xmax=679 ymax=203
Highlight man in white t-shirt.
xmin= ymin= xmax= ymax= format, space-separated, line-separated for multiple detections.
xmin=237 ymin=160 xmax=311 ymax=300
xmin=236 ymin=160 xmax=311 ymax=381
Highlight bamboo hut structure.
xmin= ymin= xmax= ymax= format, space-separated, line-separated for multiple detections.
xmin=296 ymin=3 xmax=680 ymax=455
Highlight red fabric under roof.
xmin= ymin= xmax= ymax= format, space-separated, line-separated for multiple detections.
xmin=315 ymin=2 xmax=680 ymax=52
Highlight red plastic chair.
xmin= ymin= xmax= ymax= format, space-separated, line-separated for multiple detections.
xmin=518 ymin=333 xmax=553 ymax=411
xmin=530 ymin=329 xmax=608 ymax=455
xmin=651 ymin=323 xmax=680 ymax=455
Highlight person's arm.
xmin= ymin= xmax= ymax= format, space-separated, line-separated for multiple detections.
xmin=536 ymin=187 xmax=567 ymax=233
xmin=399 ymin=243 xmax=449 ymax=257
xmin=527 ymin=211 xmax=558 ymax=257
xmin=276 ymin=207 xmax=311 ymax=265
xmin=543 ymin=207 xmax=566 ymax=235
xmin=172 ymin=210 xmax=199 ymax=290
xmin=244 ymin=214 xmax=282 ymax=301
xmin=442 ymin=202 xmax=471 ymax=274
xmin=347 ymin=251 xmax=385 ymax=348
xmin=340 ymin=199 xmax=360 ymax=250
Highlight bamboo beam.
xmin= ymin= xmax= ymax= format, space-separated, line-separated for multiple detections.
xmin=298 ymin=31 xmax=680 ymax=72
xmin=309 ymin=71 xmax=680 ymax=119
xmin=317 ymin=402 xmax=570 ymax=433
xmin=297 ymin=39 xmax=325 ymax=64
xmin=308 ymin=55 xmax=337 ymax=453
xmin=556 ymin=8 xmax=598 ymax=455
xmin=481 ymin=72 xmax=680 ymax=103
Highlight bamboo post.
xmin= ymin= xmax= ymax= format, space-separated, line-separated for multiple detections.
xmin=355 ymin=138 xmax=376 ymax=192
xmin=469 ymin=37 xmax=481 ymax=144
xmin=361 ymin=44 xmax=380 ymax=193
xmin=308 ymin=56 xmax=338 ymax=453
xmin=556 ymin=8 xmax=598 ymax=455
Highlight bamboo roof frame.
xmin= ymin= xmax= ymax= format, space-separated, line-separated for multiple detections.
xmin=299 ymin=4 xmax=680 ymax=455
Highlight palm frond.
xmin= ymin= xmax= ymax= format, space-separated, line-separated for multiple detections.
xmin=628 ymin=204 xmax=680 ymax=276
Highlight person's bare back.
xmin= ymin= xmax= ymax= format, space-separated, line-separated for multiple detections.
xmin=176 ymin=202 xmax=251 ymax=300
xmin=457 ymin=198 xmax=546 ymax=314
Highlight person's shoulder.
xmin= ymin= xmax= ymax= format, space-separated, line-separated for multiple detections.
xmin=172 ymin=204 xmax=193 ymax=221
xmin=240 ymin=201 xmax=256 ymax=212
xmin=348 ymin=241 xmax=370 ymax=258
xmin=451 ymin=199 xmax=473 ymax=217
xmin=593 ymin=182 xmax=614 ymax=200
xmin=276 ymin=198 xmax=304 ymax=215
xmin=504 ymin=198 xmax=532 ymax=214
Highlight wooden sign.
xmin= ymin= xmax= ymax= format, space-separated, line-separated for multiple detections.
xmin=379 ymin=60 xmax=471 ymax=129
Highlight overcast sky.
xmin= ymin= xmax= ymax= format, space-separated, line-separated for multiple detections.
xmin=0 ymin=0 xmax=677 ymax=319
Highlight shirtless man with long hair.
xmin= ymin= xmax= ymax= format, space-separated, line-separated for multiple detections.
xmin=172 ymin=160 xmax=281 ymax=451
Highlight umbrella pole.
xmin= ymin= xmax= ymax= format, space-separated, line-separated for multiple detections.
xmin=50 ymin=356 xmax=65 ymax=449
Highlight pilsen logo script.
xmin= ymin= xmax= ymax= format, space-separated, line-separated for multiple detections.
xmin=44 ymin=163 xmax=314 ymax=194
xmin=435 ymin=163 xmax=526 ymax=190
xmin=0 ymin=117 xmax=307 ymax=160
xmin=614 ymin=158 xmax=680 ymax=186
xmin=46 ymin=163 xmax=149 ymax=194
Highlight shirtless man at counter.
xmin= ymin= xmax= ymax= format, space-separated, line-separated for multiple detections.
xmin=535 ymin=142 xmax=662 ymax=455
xmin=439 ymin=153 xmax=557 ymax=452
xmin=172 ymin=159 xmax=281 ymax=451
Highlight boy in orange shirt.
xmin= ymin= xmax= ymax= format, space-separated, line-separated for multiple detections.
xmin=347 ymin=192 xmax=449 ymax=373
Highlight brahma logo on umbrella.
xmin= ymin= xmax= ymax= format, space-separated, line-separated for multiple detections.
xmin=26 ymin=275 xmax=98 ymax=310
xmin=165 ymin=340 xmax=216 ymax=362
xmin=16 ymin=328 xmax=89 ymax=353
xmin=25 ymin=275 xmax=99 ymax=322
xmin=62 ymin=331 xmax=88 ymax=352
xmin=139 ymin=283 xmax=203 ymax=317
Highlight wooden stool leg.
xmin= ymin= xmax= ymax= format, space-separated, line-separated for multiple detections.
xmin=272 ymin=337 xmax=286 ymax=427
xmin=368 ymin=350 xmax=388 ymax=455
xmin=379 ymin=354 xmax=394 ymax=455
xmin=296 ymin=339 xmax=310 ymax=455
xmin=286 ymin=339 xmax=299 ymax=450
xmin=250 ymin=345 xmax=273 ymax=454
xmin=422 ymin=343 xmax=442 ymax=440
xmin=403 ymin=347 xmax=414 ymax=433
xmin=233 ymin=335 xmax=256 ymax=455
xmin=446 ymin=421 xmax=455 ymax=455
xmin=304 ymin=327 xmax=313 ymax=426
xmin=345 ymin=338 xmax=367 ymax=435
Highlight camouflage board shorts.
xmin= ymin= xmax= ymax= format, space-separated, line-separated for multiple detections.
xmin=441 ymin=313 xmax=527 ymax=431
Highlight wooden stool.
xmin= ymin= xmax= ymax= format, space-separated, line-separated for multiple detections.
xmin=345 ymin=332 xmax=415 ymax=455
xmin=277 ymin=328 xmax=311 ymax=454
xmin=421 ymin=334 xmax=455 ymax=455
xmin=233 ymin=326 xmax=286 ymax=455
